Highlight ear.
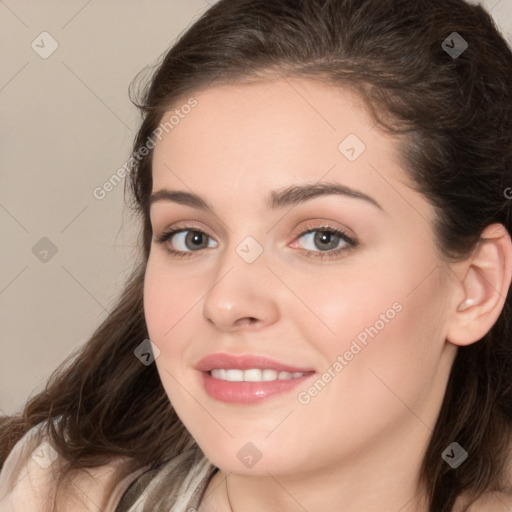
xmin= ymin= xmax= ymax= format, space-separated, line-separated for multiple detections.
xmin=446 ymin=223 xmax=512 ymax=346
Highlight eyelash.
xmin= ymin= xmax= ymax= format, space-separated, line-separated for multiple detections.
xmin=154 ymin=223 xmax=358 ymax=261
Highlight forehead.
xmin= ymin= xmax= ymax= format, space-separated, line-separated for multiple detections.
xmin=150 ymin=78 xmax=425 ymax=219
xmin=153 ymin=78 xmax=378 ymax=165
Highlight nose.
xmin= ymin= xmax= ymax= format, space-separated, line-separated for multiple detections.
xmin=202 ymin=254 xmax=280 ymax=333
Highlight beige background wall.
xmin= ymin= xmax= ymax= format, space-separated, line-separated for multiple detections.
xmin=1 ymin=0 xmax=511 ymax=416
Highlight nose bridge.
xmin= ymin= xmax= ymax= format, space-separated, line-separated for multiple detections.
xmin=201 ymin=231 xmax=278 ymax=331
xmin=215 ymin=217 xmax=268 ymax=277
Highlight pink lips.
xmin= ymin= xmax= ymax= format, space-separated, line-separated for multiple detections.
xmin=195 ymin=353 xmax=316 ymax=404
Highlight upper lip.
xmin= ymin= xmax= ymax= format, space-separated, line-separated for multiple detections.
xmin=195 ymin=353 xmax=315 ymax=373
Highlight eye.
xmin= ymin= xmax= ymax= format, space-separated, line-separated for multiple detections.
xmin=154 ymin=223 xmax=358 ymax=260
xmin=292 ymin=224 xmax=357 ymax=260
xmin=155 ymin=228 xmax=218 ymax=258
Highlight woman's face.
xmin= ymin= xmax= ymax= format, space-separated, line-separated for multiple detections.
xmin=144 ymin=78 xmax=457 ymax=476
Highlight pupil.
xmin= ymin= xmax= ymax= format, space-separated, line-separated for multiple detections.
xmin=188 ymin=231 xmax=205 ymax=248
xmin=315 ymin=231 xmax=338 ymax=250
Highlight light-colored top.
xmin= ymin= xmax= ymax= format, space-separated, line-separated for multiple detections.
xmin=0 ymin=422 xmax=216 ymax=511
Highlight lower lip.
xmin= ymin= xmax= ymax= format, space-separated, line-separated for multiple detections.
xmin=200 ymin=371 xmax=315 ymax=404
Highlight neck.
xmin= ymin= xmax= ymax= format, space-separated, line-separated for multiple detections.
xmin=206 ymin=419 xmax=432 ymax=512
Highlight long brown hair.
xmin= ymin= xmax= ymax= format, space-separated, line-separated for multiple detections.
xmin=2 ymin=0 xmax=512 ymax=510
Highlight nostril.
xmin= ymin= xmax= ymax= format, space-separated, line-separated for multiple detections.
xmin=236 ymin=317 xmax=259 ymax=327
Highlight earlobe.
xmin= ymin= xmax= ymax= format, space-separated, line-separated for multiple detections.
xmin=446 ymin=223 xmax=512 ymax=347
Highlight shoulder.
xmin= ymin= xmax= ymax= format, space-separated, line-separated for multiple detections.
xmin=0 ymin=422 xmax=148 ymax=512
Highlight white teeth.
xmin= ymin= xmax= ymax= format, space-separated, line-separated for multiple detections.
xmin=210 ymin=368 xmax=305 ymax=382
xmin=244 ymin=368 xmax=265 ymax=381
xmin=225 ymin=369 xmax=244 ymax=381
xmin=262 ymin=369 xmax=278 ymax=381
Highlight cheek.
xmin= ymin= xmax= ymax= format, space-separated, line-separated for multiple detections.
xmin=144 ymin=257 xmax=194 ymax=334
xmin=142 ymin=259 xmax=203 ymax=366
xmin=287 ymin=259 xmax=401 ymax=350
xmin=143 ymin=267 xmax=172 ymax=343
xmin=143 ymin=262 xmax=199 ymax=406
xmin=294 ymin=247 xmax=447 ymax=406
xmin=314 ymin=270 xmax=446 ymax=422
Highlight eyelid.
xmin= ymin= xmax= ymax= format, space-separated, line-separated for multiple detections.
xmin=155 ymin=220 xmax=212 ymax=238
xmin=293 ymin=219 xmax=357 ymax=242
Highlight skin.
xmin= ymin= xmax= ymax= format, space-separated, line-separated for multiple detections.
xmin=143 ymin=77 xmax=512 ymax=512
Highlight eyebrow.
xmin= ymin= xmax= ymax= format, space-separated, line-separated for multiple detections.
xmin=149 ymin=182 xmax=383 ymax=211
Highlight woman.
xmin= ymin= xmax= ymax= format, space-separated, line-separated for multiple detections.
xmin=1 ymin=0 xmax=512 ymax=510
